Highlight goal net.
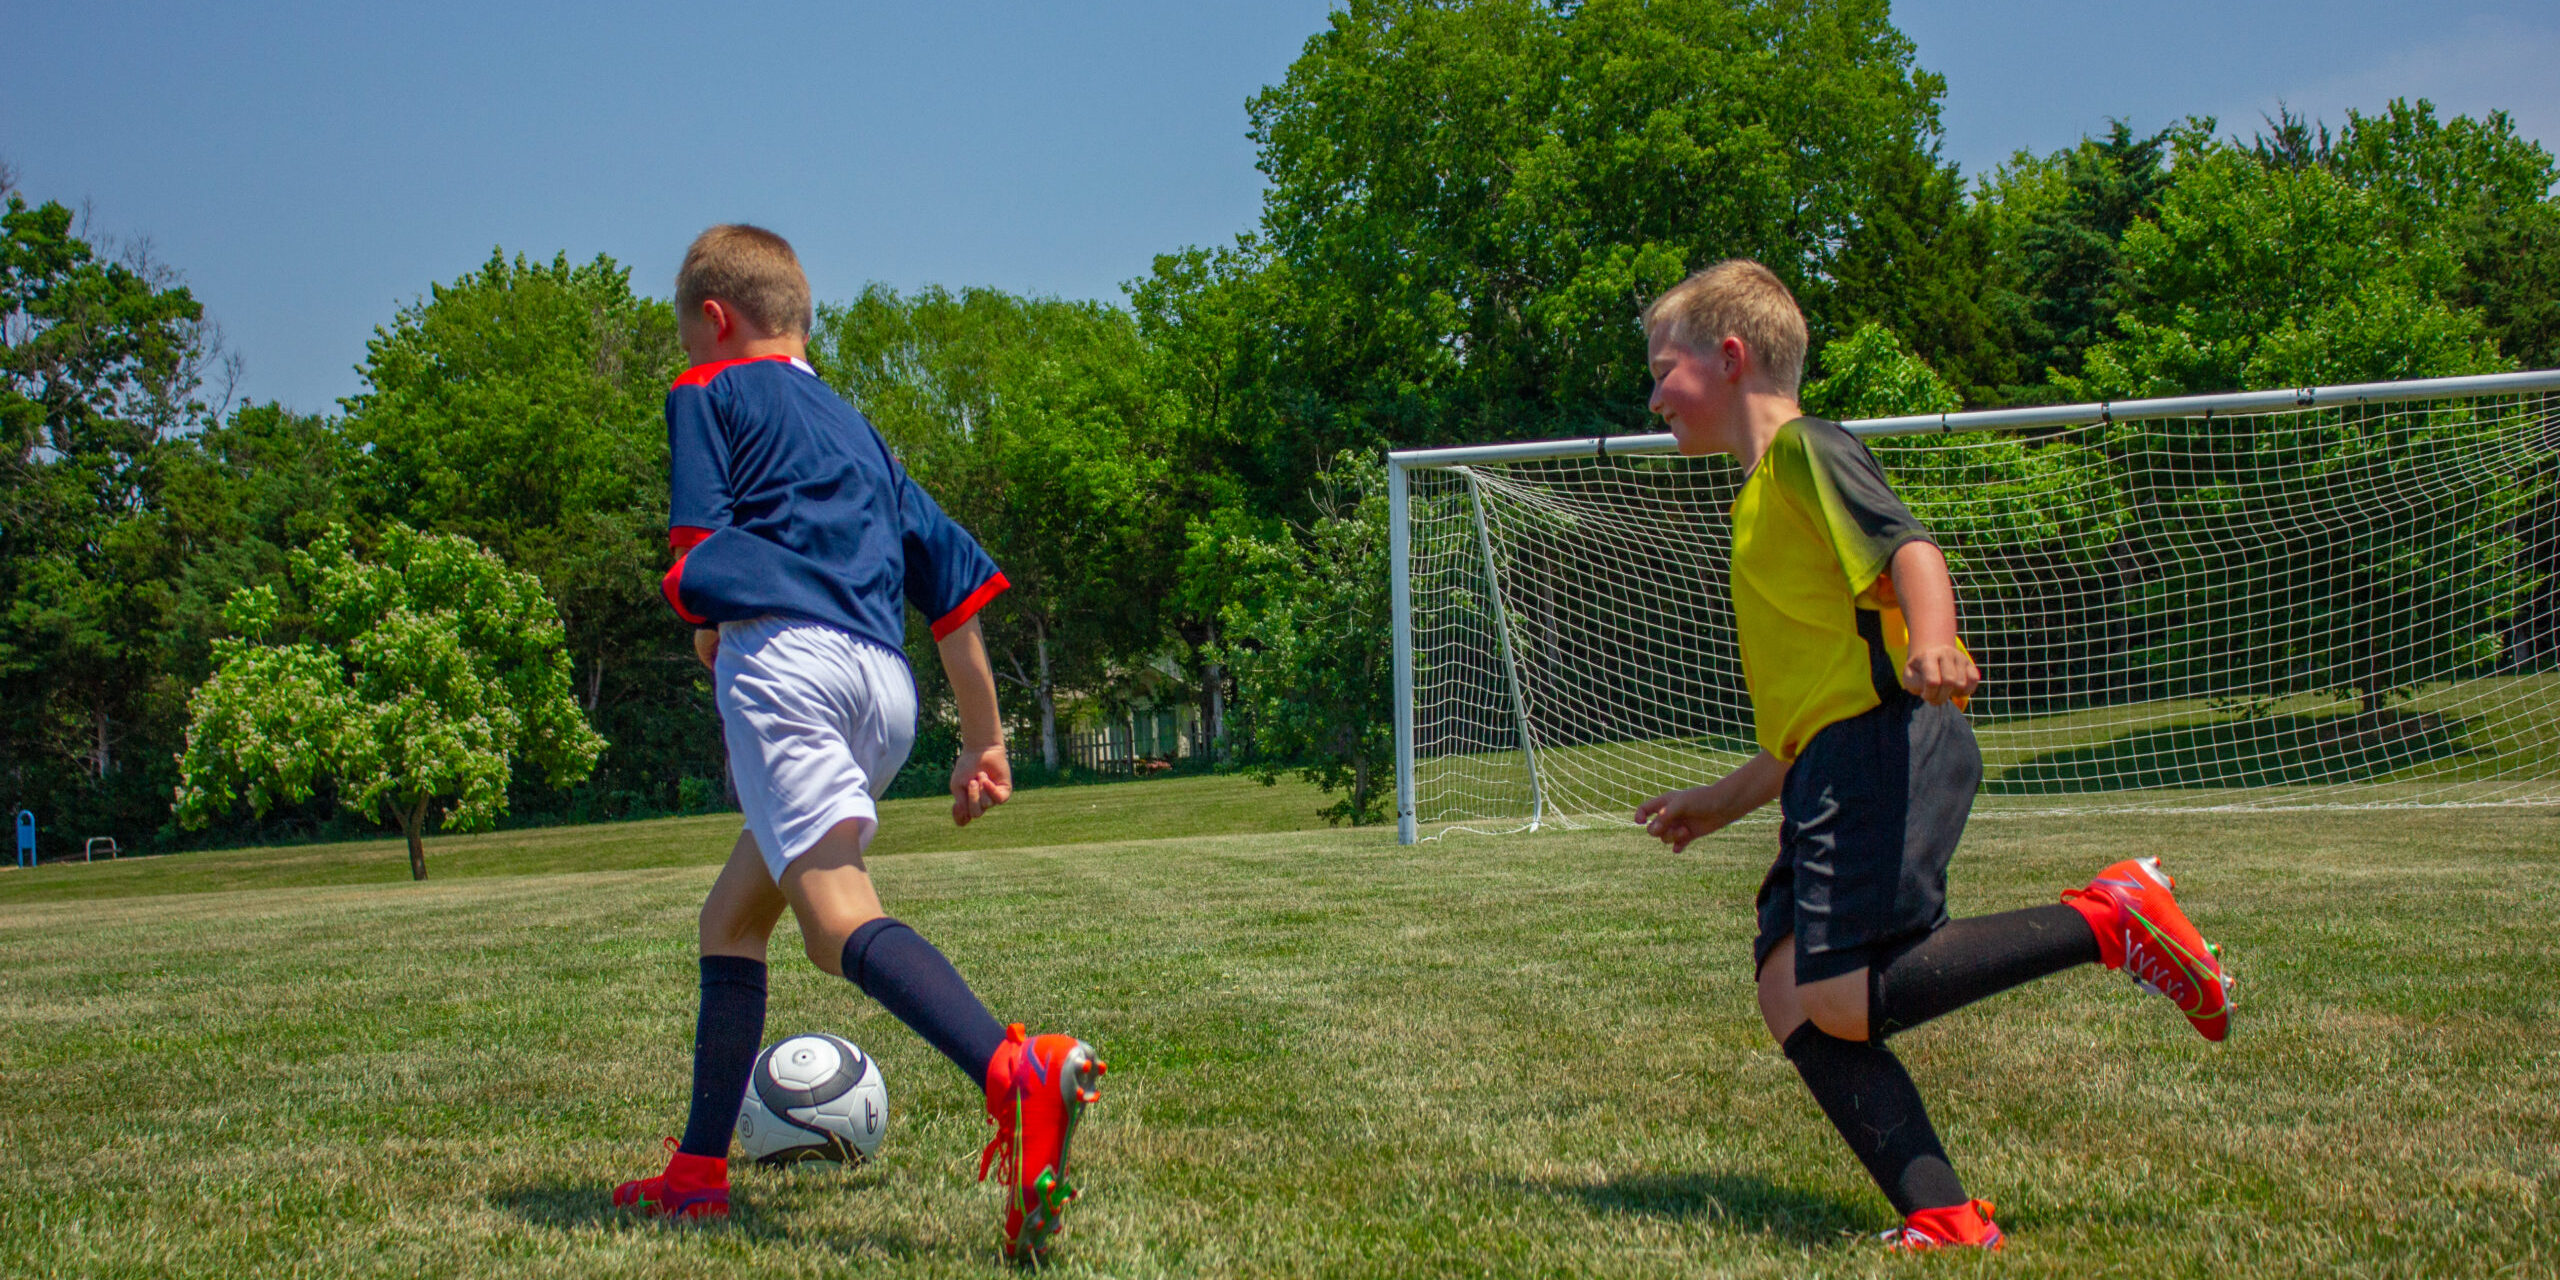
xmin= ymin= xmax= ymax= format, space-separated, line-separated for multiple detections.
xmin=1389 ymin=370 xmax=2560 ymax=842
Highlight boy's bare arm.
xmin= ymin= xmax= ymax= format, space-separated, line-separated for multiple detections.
xmin=1887 ymin=540 xmax=1980 ymax=705
xmin=1636 ymin=750 xmax=1786 ymax=853
xmin=935 ymin=617 xmax=1012 ymax=827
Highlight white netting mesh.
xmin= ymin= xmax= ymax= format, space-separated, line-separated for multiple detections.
xmin=1402 ymin=390 xmax=2560 ymax=835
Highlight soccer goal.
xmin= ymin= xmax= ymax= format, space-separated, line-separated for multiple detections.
xmin=1388 ymin=369 xmax=2560 ymax=843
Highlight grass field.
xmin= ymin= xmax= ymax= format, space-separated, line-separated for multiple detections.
xmin=1415 ymin=674 xmax=2560 ymax=829
xmin=3 ymin=775 xmax=2556 ymax=1277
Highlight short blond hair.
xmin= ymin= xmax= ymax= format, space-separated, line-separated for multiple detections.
xmin=1642 ymin=260 xmax=1808 ymax=396
xmin=675 ymin=224 xmax=813 ymax=338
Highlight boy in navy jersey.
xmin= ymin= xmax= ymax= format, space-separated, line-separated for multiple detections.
xmin=613 ymin=225 xmax=1103 ymax=1262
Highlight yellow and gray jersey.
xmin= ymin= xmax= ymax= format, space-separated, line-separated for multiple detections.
xmin=1728 ymin=416 xmax=1961 ymax=762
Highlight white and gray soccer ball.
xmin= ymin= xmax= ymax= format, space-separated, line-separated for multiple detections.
xmin=735 ymin=1032 xmax=889 ymax=1166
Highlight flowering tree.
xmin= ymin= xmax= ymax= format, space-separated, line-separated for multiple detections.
xmin=174 ymin=524 xmax=603 ymax=879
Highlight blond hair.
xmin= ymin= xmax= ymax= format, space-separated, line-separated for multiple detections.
xmin=1642 ymin=260 xmax=1808 ymax=396
xmin=675 ymin=224 xmax=813 ymax=338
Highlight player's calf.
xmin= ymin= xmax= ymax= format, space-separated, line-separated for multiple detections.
xmin=2063 ymin=856 xmax=2235 ymax=1040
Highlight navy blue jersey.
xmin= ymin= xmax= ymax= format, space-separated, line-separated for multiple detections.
xmin=662 ymin=355 xmax=1006 ymax=658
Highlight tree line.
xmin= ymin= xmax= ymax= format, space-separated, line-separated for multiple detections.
xmin=6 ymin=0 xmax=2556 ymax=856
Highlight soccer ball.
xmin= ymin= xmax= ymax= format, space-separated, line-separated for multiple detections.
xmin=735 ymin=1032 xmax=889 ymax=1166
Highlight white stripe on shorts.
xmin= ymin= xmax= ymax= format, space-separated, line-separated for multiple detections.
xmin=714 ymin=616 xmax=917 ymax=880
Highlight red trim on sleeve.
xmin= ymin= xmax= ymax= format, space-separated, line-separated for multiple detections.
xmin=668 ymin=525 xmax=713 ymax=553
xmin=672 ymin=353 xmax=799 ymax=390
xmin=662 ymin=554 xmax=708 ymax=625
xmin=930 ymin=572 xmax=1010 ymax=641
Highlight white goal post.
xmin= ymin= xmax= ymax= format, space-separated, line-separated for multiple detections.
xmin=1388 ymin=369 xmax=2560 ymax=844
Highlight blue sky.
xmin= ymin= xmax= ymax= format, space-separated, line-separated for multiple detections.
xmin=5 ymin=1 xmax=2554 ymax=417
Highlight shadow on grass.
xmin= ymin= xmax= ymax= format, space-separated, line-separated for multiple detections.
xmin=1524 ymin=1170 xmax=1869 ymax=1247
xmin=1987 ymin=708 xmax=2474 ymax=793
xmin=489 ymin=1171 xmax=930 ymax=1260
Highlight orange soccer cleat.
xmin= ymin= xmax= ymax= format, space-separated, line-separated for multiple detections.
xmin=2064 ymin=856 xmax=2236 ymax=1041
xmin=611 ymin=1137 xmax=730 ymax=1220
xmin=979 ymin=1023 xmax=1107 ymax=1262
xmin=1883 ymin=1199 xmax=2005 ymax=1251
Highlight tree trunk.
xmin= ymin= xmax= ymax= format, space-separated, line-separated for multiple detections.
xmin=92 ymin=704 xmax=112 ymax=778
xmin=401 ymin=798 xmax=430 ymax=880
xmin=1204 ymin=621 xmax=1225 ymax=763
xmin=1036 ymin=624 xmax=1060 ymax=772
xmin=1351 ymin=753 xmax=1372 ymax=826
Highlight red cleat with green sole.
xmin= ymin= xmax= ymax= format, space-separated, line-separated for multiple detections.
xmin=611 ymin=1138 xmax=730 ymax=1220
xmin=2064 ymin=856 xmax=2235 ymax=1041
xmin=979 ymin=1023 xmax=1107 ymax=1262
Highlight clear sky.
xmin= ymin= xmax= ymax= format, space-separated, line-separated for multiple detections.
xmin=5 ymin=1 xmax=2554 ymax=418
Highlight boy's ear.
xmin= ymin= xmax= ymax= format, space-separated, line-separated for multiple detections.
xmin=1720 ymin=335 xmax=1749 ymax=381
xmin=700 ymin=299 xmax=736 ymax=343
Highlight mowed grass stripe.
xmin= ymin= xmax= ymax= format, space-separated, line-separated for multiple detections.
xmin=1 ymin=798 xmax=2555 ymax=1277
xmin=0 ymin=772 xmax=1337 ymax=905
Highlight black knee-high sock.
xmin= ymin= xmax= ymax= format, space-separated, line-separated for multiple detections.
xmin=1869 ymin=904 xmax=2100 ymax=1038
xmin=1783 ymin=1023 xmax=1968 ymax=1214
xmin=677 ymin=955 xmax=768 ymax=1158
xmin=842 ymin=917 xmax=1009 ymax=1085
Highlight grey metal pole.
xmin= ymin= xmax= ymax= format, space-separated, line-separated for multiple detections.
xmin=1389 ymin=459 xmax=1419 ymax=845
xmin=1464 ymin=471 xmax=1546 ymax=831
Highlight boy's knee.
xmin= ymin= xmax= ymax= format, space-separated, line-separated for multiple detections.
xmin=801 ymin=928 xmax=848 ymax=975
xmin=697 ymin=900 xmax=769 ymax=958
xmin=1799 ymin=982 xmax=1870 ymax=1043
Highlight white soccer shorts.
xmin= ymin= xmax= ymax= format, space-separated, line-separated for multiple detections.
xmin=714 ymin=616 xmax=917 ymax=881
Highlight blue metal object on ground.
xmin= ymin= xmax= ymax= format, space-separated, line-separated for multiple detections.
xmin=14 ymin=810 xmax=33 ymax=868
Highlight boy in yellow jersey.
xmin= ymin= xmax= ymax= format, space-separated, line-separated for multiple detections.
xmin=1633 ymin=261 xmax=2234 ymax=1251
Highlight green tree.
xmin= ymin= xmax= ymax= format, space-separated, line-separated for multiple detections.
xmin=1801 ymin=321 xmax=1962 ymax=421
xmin=341 ymin=250 xmax=696 ymax=820
xmin=1991 ymin=122 xmax=2174 ymax=393
xmin=1219 ymin=456 xmax=1395 ymax=825
xmin=0 ymin=191 xmax=215 ymax=851
xmin=2059 ymin=121 xmax=2530 ymax=717
xmin=816 ymin=287 xmax=1184 ymax=772
xmin=175 ymin=524 xmax=604 ymax=879
xmin=1236 ymin=0 xmax=1948 ymax=502
xmin=1816 ymin=144 xmax=2014 ymax=404
xmin=1130 ymin=242 xmax=1286 ymax=753
xmin=1806 ymin=324 xmax=2138 ymax=715
xmin=2070 ymin=123 xmax=2507 ymax=398
xmin=2283 ymin=98 xmax=2560 ymax=370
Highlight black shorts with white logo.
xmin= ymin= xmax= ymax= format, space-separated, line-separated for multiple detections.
xmin=1753 ymin=694 xmax=1982 ymax=983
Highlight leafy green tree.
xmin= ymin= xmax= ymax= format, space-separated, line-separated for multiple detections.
xmin=1801 ymin=321 xmax=1962 ymax=421
xmin=1806 ymin=323 xmax=2138 ymax=714
xmin=2460 ymin=197 xmax=2560 ymax=369
xmin=341 ymin=250 xmax=696 ymax=820
xmin=0 ymin=191 xmax=215 ymax=851
xmin=1816 ymin=145 xmax=2015 ymax=404
xmin=1237 ymin=0 xmax=1949 ymax=500
xmin=2057 ymin=121 xmax=2530 ymax=717
xmin=1130 ymin=242 xmax=1286 ymax=751
xmin=1992 ymin=122 xmax=2174 ymax=393
xmin=175 ymin=524 xmax=603 ymax=879
xmin=2294 ymin=99 xmax=2560 ymax=371
xmin=2069 ymin=123 xmax=2506 ymax=398
xmin=816 ymin=286 xmax=1184 ymax=772
xmin=1219 ymin=456 xmax=1395 ymax=825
